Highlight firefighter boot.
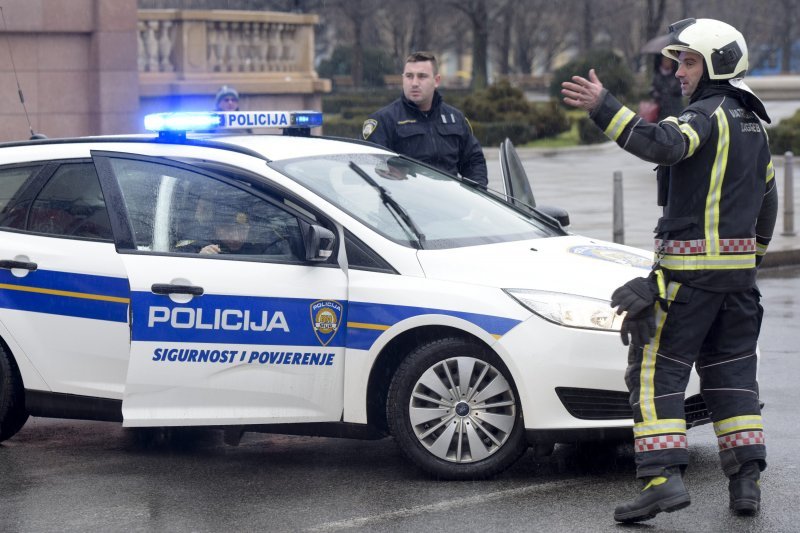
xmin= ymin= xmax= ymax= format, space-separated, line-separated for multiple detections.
xmin=729 ymin=461 xmax=761 ymax=515
xmin=614 ymin=467 xmax=691 ymax=523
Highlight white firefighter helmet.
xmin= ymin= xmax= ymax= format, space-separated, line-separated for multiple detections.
xmin=662 ymin=18 xmax=748 ymax=80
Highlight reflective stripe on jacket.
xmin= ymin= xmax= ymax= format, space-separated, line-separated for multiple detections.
xmin=590 ymin=89 xmax=776 ymax=291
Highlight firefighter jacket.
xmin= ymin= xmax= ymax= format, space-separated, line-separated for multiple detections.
xmin=589 ymin=86 xmax=777 ymax=292
xmin=362 ymin=91 xmax=488 ymax=186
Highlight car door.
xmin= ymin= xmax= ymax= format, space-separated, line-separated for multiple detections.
xmin=499 ymin=138 xmax=570 ymax=227
xmin=499 ymin=138 xmax=537 ymax=210
xmin=92 ymin=152 xmax=348 ymax=427
xmin=0 ymin=161 xmax=130 ymax=400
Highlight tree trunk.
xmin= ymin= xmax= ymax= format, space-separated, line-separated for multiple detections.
xmin=780 ymin=0 xmax=795 ymax=73
xmin=645 ymin=0 xmax=666 ymax=40
xmin=412 ymin=0 xmax=430 ymax=51
xmin=351 ymin=18 xmax=364 ymax=87
xmin=498 ymin=1 xmax=513 ymax=75
xmin=470 ymin=1 xmax=489 ymax=89
xmin=581 ymin=0 xmax=593 ymax=53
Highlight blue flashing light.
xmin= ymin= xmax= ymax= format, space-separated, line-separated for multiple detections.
xmin=144 ymin=112 xmax=221 ymax=132
xmin=144 ymin=110 xmax=323 ymax=134
xmin=290 ymin=111 xmax=323 ymax=128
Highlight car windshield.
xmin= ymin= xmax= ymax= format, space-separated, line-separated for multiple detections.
xmin=271 ymin=154 xmax=556 ymax=249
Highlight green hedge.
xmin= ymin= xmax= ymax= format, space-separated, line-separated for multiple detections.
xmin=461 ymin=81 xmax=569 ymax=145
xmin=323 ymin=116 xmax=366 ymax=139
xmin=577 ymin=117 xmax=609 ymax=145
xmin=322 ymin=90 xmax=397 ymax=114
xmin=549 ymin=49 xmax=636 ymax=105
xmin=320 ymin=81 xmax=569 ymax=146
xmin=770 ymin=110 xmax=800 ymax=155
xmin=317 ymin=46 xmax=395 ymax=88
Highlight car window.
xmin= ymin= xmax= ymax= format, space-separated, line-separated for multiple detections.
xmin=0 ymin=165 xmax=42 ymax=230
xmin=27 ymin=163 xmax=113 ymax=240
xmin=109 ymin=158 xmax=302 ymax=261
xmin=272 ymin=154 xmax=553 ymax=249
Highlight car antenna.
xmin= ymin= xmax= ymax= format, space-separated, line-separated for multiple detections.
xmin=1 ymin=6 xmax=39 ymax=139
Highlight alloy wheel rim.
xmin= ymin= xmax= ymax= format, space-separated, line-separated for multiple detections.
xmin=408 ymin=356 xmax=517 ymax=463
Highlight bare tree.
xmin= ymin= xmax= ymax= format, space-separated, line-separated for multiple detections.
xmin=582 ymin=0 xmax=595 ymax=53
xmin=149 ymin=0 xmax=798 ymax=88
xmin=509 ymin=0 xmax=574 ymax=75
xmin=445 ymin=0 xmax=491 ymax=89
xmin=318 ymin=0 xmax=382 ymax=87
xmin=375 ymin=4 xmax=416 ymax=71
xmin=374 ymin=0 xmax=440 ymax=71
xmin=644 ymin=0 xmax=667 ymax=40
xmin=777 ymin=0 xmax=800 ymax=72
xmin=495 ymin=1 xmax=514 ymax=76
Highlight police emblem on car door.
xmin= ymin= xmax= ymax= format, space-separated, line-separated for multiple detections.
xmin=310 ymin=299 xmax=343 ymax=346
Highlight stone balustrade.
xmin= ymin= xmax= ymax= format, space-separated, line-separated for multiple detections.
xmin=137 ymin=9 xmax=329 ymax=102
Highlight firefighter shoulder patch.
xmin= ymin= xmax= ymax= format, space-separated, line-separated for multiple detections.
xmin=362 ymin=118 xmax=378 ymax=140
xmin=678 ymin=111 xmax=696 ymax=123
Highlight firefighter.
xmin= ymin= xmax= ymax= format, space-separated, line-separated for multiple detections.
xmin=561 ymin=18 xmax=778 ymax=523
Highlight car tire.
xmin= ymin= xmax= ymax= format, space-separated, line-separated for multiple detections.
xmin=0 ymin=343 xmax=29 ymax=442
xmin=387 ymin=337 xmax=527 ymax=480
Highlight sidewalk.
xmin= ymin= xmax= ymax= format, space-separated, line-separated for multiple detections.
xmin=485 ymin=142 xmax=800 ymax=269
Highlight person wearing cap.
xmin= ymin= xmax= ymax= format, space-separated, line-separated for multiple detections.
xmin=199 ymin=209 xmax=252 ymax=255
xmin=215 ymin=85 xmax=240 ymax=111
xmin=562 ymin=18 xmax=777 ymax=523
xmin=178 ymin=203 xmax=287 ymax=256
xmin=362 ymin=52 xmax=488 ymax=187
xmin=375 ymin=157 xmax=413 ymax=181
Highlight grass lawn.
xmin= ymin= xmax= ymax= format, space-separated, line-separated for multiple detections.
xmin=525 ymin=123 xmax=580 ymax=148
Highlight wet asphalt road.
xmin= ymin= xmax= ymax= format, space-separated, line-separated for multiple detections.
xmin=1 ymin=266 xmax=799 ymax=533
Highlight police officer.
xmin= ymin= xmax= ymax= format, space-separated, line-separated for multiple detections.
xmin=362 ymin=51 xmax=488 ymax=187
xmin=561 ymin=18 xmax=778 ymax=523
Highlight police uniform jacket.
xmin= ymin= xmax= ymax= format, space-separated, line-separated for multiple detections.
xmin=362 ymin=91 xmax=488 ymax=186
xmin=589 ymin=84 xmax=777 ymax=292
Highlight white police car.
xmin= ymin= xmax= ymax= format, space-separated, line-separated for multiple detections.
xmin=0 ymin=111 xmax=707 ymax=479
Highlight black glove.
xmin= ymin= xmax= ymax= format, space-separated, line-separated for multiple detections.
xmin=619 ymin=311 xmax=656 ymax=347
xmin=610 ymin=276 xmax=658 ymax=316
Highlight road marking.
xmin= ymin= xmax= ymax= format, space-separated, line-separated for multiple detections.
xmin=306 ymin=480 xmax=583 ymax=531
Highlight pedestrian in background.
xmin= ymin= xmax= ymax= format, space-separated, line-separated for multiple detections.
xmin=215 ymin=85 xmax=240 ymax=111
xmin=562 ymin=18 xmax=777 ymax=524
xmin=362 ymin=51 xmax=488 ymax=187
xmin=651 ymin=55 xmax=683 ymax=121
xmin=213 ymin=85 xmax=253 ymax=133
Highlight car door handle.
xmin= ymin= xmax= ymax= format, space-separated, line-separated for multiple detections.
xmin=151 ymin=283 xmax=204 ymax=296
xmin=0 ymin=259 xmax=38 ymax=271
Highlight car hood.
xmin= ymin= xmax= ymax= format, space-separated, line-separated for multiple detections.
xmin=416 ymin=235 xmax=654 ymax=301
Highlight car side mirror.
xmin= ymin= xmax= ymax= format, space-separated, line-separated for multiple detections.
xmin=299 ymin=220 xmax=336 ymax=262
xmin=537 ymin=205 xmax=570 ymax=228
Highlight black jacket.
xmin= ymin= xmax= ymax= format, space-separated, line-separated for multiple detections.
xmin=362 ymin=91 xmax=488 ymax=186
xmin=589 ymin=85 xmax=777 ymax=292
xmin=650 ymin=70 xmax=683 ymax=121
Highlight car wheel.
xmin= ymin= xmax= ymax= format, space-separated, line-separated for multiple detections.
xmin=0 ymin=343 xmax=28 ymax=442
xmin=388 ymin=337 xmax=527 ymax=479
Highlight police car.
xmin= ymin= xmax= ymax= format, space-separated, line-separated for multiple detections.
xmin=0 ymin=111 xmax=707 ymax=479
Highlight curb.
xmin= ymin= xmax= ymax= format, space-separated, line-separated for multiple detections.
xmin=483 ymin=141 xmax=616 ymax=159
xmin=761 ymin=248 xmax=800 ymax=269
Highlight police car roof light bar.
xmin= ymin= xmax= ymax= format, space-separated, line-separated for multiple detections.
xmin=143 ymin=111 xmax=323 ymax=137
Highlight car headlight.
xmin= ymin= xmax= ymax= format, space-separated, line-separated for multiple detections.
xmin=503 ymin=288 xmax=623 ymax=331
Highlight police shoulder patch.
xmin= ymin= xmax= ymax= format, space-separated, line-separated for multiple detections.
xmin=678 ymin=111 xmax=696 ymax=123
xmin=362 ymin=118 xmax=378 ymax=140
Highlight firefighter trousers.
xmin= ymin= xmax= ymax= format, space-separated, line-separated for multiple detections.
xmin=625 ymin=281 xmax=766 ymax=479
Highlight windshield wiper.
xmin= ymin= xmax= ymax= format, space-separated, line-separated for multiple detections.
xmin=348 ymin=161 xmax=425 ymax=248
